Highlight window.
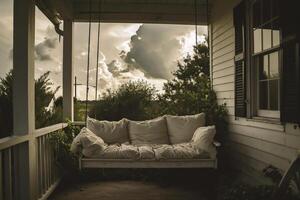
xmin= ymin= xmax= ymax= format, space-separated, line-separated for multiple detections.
xmin=251 ymin=0 xmax=281 ymax=118
xmin=234 ymin=0 xmax=300 ymax=123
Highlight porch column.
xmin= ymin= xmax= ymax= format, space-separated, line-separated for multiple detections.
xmin=13 ymin=0 xmax=37 ymax=199
xmin=208 ymin=24 xmax=213 ymax=86
xmin=63 ymin=19 xmax=74 ymax=121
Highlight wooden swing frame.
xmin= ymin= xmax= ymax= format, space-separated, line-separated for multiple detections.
xmin=79 ymin=158 xmax=218 ymax=170
xmin=78 ymin=141 xmax=221 ymax=170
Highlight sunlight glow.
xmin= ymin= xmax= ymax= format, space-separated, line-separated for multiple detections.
xmin=178 ymin=30 xmax=206 ymax=57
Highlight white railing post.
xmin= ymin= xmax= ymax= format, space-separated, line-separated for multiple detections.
xmin=13 ymin=0 xmax=37 ymax=199
xmin=63 ymin=19 xmax=74 ymax=122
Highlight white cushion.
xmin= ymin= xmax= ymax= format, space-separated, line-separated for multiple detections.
xmin=87 ymin=117 xmax=129 ymax=144
xmin=154 ymin=143 xmax=209 ymax=160
xmin=70 ymin=127 xmax=107 ymax=157
xmin=128 ymin=116 xmax=170 ymax=145
xmin=166 ymin=113 xmax=206 ymax=144
xmin=191 ymin=125 xmax=217 ymax=158
xmin=97 ymin=144 xmax=140 ymax=159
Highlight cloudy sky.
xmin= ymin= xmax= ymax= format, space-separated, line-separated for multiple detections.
xmin=0 ymin=0 xmax=207 ymax=100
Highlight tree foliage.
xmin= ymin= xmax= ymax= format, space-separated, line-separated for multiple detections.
xmin=173 ymin=40 xmax=210 ymax=80
xmin=158 ymin=42 xmax=227 ymax=139
xmin=35 ymin=71 xmax=62 ymax=128
xmin=0 ymin=70 xmax=62 ymax=138
xmin=0 ymin=71 xmax=13 ymax=138
xmin=89 ymin=81 xmax=157 ymax=121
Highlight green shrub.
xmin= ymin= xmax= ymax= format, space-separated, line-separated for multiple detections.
xmin=89 ymin=81 xmax=158 ymax=121
xmin=50 ymin=122 xmax=81 ymax=175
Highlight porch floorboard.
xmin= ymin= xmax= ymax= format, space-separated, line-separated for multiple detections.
xmin=49 ymin=180 xmax=208 ymax=200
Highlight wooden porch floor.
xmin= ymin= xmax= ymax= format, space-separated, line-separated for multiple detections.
xmin=50 ymin=180 xmax=208 ymax=200
xmin=49 ymin=169 xmax=219 ymax=200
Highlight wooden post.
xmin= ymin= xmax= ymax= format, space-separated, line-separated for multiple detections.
xmin=13 ymin=0 xmax=37 ymax=199
xmin=63 ymin=19 xmax=74 ymax=122
xmin=75 ymin=76 xmax=77 ymax=100
xmin=208 ymin=24 xmax=213 ymax=87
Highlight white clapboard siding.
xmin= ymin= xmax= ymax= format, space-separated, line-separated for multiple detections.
xmin=212 ymin=14 xmax=232 ymax=33
xmin=228 ymin=149 xmax=278 ymax=185
xmin=286 ymin=124 xmax=300 ymax=136
xmin=213 ymin=44 xmax=234 ymax=59
xmin=213 ymin=67 xmax=234 ymax=79
xmin=286 ymin=135 xmax=300 ymax=149
xmin=211 ymin=0 xmax=300 ymax=177
xmin=217 ymin=98 xmax=234 ymax=107
xmin=213 ymin=36 xmax=235 ymax=56
xmin=213 ymin=51 xmax=235 ymax=66
xmin=213 ymin=59 xmax=234 ymax=73
xmin=229 ymin=132 xmax=297 ymax=160
xmin=213 ymin=83 xmax=234 ymax=92
xmin=213 ymin=24 xmax=234 ymax=42
xmin=226 ymin=106 xmax=235 ymax=116
xmin=229 ymin=140 xmax=291 ymax=170
xmin=229 ymin=123 xmax=286 ymax=144
xmin=213 ymin=20 xmax=234 ymax=40
xmin=215 ymin=90 xmax=234 ymax=99
xmin=229 ymin=149 xmax=268 ymax=172
xmin=214 ymin=74 xmax=235 ymax=85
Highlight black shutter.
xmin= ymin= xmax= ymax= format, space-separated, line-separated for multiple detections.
xmin=280 ymin=0 xmax=300 ymax=123
xmin=234 ymin=1 xmax=247 ymax=117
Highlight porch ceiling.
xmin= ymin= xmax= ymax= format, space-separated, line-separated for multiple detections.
xmin=38 ymin=0 xmax=212 ymax=25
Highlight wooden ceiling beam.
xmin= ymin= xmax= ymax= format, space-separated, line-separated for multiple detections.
xmin=72 ymin=0 xmax=210 ymax=24
xmin=37 ymin=0 xmax=211 ymax=25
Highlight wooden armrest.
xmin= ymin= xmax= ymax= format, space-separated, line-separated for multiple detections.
xmin=213 ymin=141 xmax=221 ymax=147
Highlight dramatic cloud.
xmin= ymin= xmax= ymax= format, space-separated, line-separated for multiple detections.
xmin=0 ymin=0 xmax=207 ymax=100
xmin=34 ymin=9 xmax=64 ymax=97
xmin=35 ymin=37 xmax=58 ymax=61
xmin=123 ymin=24 xmax=207 ymax=79
xmin=0 ymin=0 xmax=13 ymax=78
xmin=107 ymin=60 xmax=124 ymax=77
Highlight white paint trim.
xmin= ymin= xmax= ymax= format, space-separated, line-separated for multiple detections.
xmin=80 ymin=158 xmax=218 ymax=169
xmin=63 ymin=19 xmax=74 ymax=122
xmin=209 ymin=23 xmax=213 ymax=86
xmin=257 ymin=110 xmax=280 ymax=119
xmin=0 ymin=123 xmax=67 ymax=151
xmin=38 ymin=178 xmax=61 ymax=200
xmin=12 ymin=0 xmax=36 ymax=199
xmin=13 ymin=0 xmax=35 ymax=136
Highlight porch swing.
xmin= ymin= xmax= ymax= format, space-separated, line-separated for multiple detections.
xmin=76 ymin=0 xmax=220 ymax=170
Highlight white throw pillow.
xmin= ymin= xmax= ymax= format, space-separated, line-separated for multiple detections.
xmin=70 ymin=127 xmax=107 ymax=157
xmin=166 ymin=113 xmax=206 ymax=144
xmin=191 ymin=125 xmax=216 ymax=153
xmin=87 ymin=117 xmax=129 ymax=144
xmin=128 ymin=116 xmax=170 ymax=145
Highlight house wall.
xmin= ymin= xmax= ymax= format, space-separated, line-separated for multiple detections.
xmin=210 ymin=0 xmax=300 ymax=179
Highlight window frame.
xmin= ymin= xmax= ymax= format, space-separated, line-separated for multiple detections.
xmin=249 ymin=0 xmax=282 ymax=119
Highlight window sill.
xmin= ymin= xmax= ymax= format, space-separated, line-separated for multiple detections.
xmin=232 ymin=116 xmax=284 ymax=132
xmin=250 ymin=116 xmax=282 ymax=125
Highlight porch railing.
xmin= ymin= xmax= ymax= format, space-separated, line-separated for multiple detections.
xmin=0 ymin=123 xmax=67 ymax=200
